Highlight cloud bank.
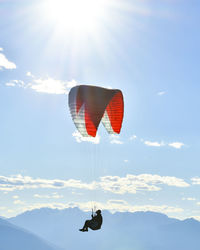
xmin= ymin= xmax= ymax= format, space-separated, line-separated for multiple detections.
xmin=99 ymin=174 xmax=189 ymax=194
xmin=0 ymin=174 xmax=189 ymax=194
xmin=18 ymin=200 xmax=184 ymax=215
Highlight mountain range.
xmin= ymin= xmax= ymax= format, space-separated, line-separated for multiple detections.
xmin=0 ymin=216 xmax=58 ymax=250
xmin=8 ymin=207 xmax=200 ymax=250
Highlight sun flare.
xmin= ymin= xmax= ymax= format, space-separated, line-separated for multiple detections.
xmin=43 ymin=0 xmax=107 ymax=32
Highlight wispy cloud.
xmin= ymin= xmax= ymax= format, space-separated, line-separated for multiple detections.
xmin=157 ymin=91 xmax=167 ymax=96
xmin=29 ymin=77 xmax=75 ymax=94
xmin=168 ymin=142 xmax=184 ymax=149
xmin=191 ymin=177 xmax=200 ymax=185
xmin=13 ymin=200 xmax=25 ymax=205
xmin=144 ymin=141 xmax=164 ymax=147
xmin=34 ymin=193 xmax=63 ymax=199
xmin=0 ymin=174 xmax=189 ymax=194
xmin=12 ymin=195 xmax=19 ymax=199
xmin=182 ymin=197 xmax=196 ymax=201
xmin=20 ymin=202 xmax=70 ymax=212
xmin=130 ymin=135 xmax=137 ymax=140
xmin=26 ymin=71 xmax=34 ymax=77
xmin=5 ymin=80 xmax=25 ymax=88
xmin=5 ymin=82 xmax=16 ymax=87
xmin=110 ymin=135 xmax=123 ymax=144
xmin=0 ymin=48 xmax=16 ymax=70
xmin=72 ymin=130 xmax=100 ymax=144
xmin=143 ymin=140 xmax=184 ymax=149
xmin=0 ymin=206 xmax=7 ymax=211
xmin=5 ymin=72 xmax=77 ymax=95
xmin=105 ymin=202 xmax=183 ymax=214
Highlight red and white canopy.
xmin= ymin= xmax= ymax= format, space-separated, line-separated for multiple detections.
xmin=68 ymin=85 xmax=124 ymax=137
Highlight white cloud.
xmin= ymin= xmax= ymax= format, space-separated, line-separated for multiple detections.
xmin=71 ymin=191 xmax=83 ymax=196
xmin=26 ymin=71 xmax=34 ymax=77
xmin=0 ymin=206 xmax=6 ymax=210
xmin=182 ymin=197 xmax=196 ymax=201
xmin=13 ymin=200 xmax=24 ymax=205
xmin=0 ymin=174 xmax=189 ymax=195
xmin=124 ymin=160 xmax=129 ymax=163
xmin=5 ymin=80 xmax=25 ymax=88
xmin=5 ymin=82 xmax=16 ymax=87
xmin=143 ymin=140 xmax=185 ymax=149
xmin=130 ymin=135 xmax=137 ymax=140
xmin=99 ymin=174 xmax=189 ymax=194
xmin=157 ymin=91 xmax=166 ymax=96
xmin=72 ymin=130 xmax=100 ymax=144
xmin=12 ymin=195 xmax=19 ymax=199
xmin=30 ymin=77 xmax=74 ymax=94
xmin=108 ymin=199 xmax=128 ymax=205
xmin=34 ymin=193 xmax=64 ymax=199
xmin=21 ymin=203 xmax=69 ymax=212
xmin=5 ymin=72 xmax=77 ymax=95
xmin=191 ymin=177 xmax=200 ymax=185
xmin=110 ymin=135 xmax=123 ymax=144
xmin=0 ymin=48 xmax=16 ymax=70
xmin=168 ymin=142 xmax=184 ymax=149
xmin=7 ymin=209 xmax=15 ymax=214
xmin=144 ymin=141 xmax=164 ymax=147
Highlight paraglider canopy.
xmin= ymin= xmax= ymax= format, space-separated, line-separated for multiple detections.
xmin=68 ymin=85 xmax=124 ymax=137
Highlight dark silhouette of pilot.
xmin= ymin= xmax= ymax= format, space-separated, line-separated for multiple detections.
xmin=79 ymin=210 xmax=103 ymax=232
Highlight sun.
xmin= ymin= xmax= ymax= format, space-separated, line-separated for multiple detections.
xmin=35 ymin=0 xmax=133 ymax=67
xmin=42 ymin=0 xmax=108 ymax=33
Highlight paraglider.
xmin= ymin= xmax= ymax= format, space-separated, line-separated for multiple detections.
xmin=68 ymin=85 xmax=124 ymax=232
xmin=68 ymin=85 xmax=124 ymax=137
xmin=79 ymin=210 xmax=103 ymax=232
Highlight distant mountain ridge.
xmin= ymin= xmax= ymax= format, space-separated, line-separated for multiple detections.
xmin=9 ymin=208 xmax=200 ymax=250
xmin=0 ymin=216 xmax=59 ymax=250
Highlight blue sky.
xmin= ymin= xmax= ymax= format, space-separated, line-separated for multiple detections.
xmin=0 ymin=0 xmax=200 ymax=219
